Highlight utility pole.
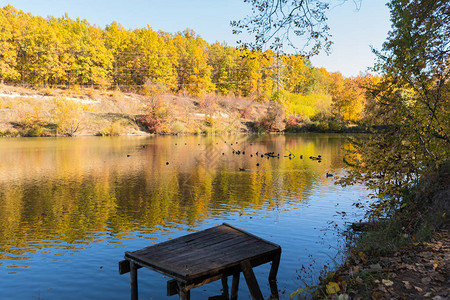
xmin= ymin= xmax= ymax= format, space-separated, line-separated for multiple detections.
xmin=271 ymin=52 xmax=287 ymax=101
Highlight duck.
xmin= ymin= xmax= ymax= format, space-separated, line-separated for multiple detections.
xmin=326 ymin=172 xmax=333 ymax=177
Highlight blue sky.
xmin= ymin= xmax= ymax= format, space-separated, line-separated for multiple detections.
xmin=5 ymin=0 xmax=391 ymax=77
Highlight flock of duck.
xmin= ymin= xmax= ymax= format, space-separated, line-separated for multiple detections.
xmin=132 ymin=141 xmax=334 ymax=178
xmin=137 ymin=141 xmax=334 ymax=177
xmin=230 ymin=148 xmax=333 ymax=177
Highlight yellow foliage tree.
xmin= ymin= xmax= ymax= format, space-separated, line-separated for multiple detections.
xmin=175 ymin=29 xmax=213 ymax=96
xmin=52 ymin=95 xmax=83 ymax=136
xmin=0 ymin=5 xmax=20 ymax=83
xmin=330 ymin=73 xmax=366 ymax=123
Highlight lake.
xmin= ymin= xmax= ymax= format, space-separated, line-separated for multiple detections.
xmin=0 ymin=134 xmax=370 ymax=299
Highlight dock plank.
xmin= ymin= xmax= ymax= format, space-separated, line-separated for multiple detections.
xmin=121 ymin=223 xmax=281 ymax=299
xmin=130 ymin=226 xmax=243 ymax=262
xmin=128 ymin=232 xmax=276 ymax=279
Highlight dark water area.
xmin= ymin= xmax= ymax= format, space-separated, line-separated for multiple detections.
xmin=0 ymin=134 xmax=370 ymax=299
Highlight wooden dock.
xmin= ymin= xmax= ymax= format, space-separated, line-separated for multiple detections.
xmin=119 ymin=223 xmax=281 ymax=299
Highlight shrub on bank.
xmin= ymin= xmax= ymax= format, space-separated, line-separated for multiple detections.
xmin=252 ymin=103 xmax=285 ymax=133
xmin=137 ymin=114 xmax=164 ymax=134
xmin=284 ymin=115 xmax=312 ymax=132
xmin=99 ymin=120 xmax=127 ymax=136
xmin=0 ymin=129 xmax=19 ymax=137
xmin=53 ymin=96 xmax=83 ymax=136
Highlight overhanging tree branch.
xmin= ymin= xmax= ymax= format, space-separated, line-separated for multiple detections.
xmin=232 ymin=0 xmax=359 ymax=55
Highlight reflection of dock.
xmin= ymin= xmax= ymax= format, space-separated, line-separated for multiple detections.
xmin=119 ymin=223 xmax=281 ymax=299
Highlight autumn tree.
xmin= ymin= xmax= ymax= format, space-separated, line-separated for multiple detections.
xmin=52 ymin=95 xmax=83 ymax=136
xmin=23 ymin=15 xmax=73 ymax=86
xmin=63 ymin=17 xmax=112 ymax=87
xmin=208 ymin=43 xmax=239 ymax=95
xmin=340 ymin=0 xmax=450 ymax=217
xmin=282 ymin=55 xmax=310 ymax=94
xmin=234 ymin=48 xmax=263 ymax=99
xmin=329 ymin=73 xmax=366 ymax=123
xmin=0 ymin=3 xmax=354 ymax=124
xmin=104 ymin=21 xmax=134 ymax=87
xmin=0 ymin=5 xmax=20 ymax=83
xmin=174 ymin=29 xmax=213 ymax=96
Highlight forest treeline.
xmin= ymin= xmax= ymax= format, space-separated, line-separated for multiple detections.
xmin=0 ymin=5 xmax=376 ymax=128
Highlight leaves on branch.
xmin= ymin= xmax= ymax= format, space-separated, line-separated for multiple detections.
xmin=231 ymin=0 xmax=357 ymax=55
xmin=339 ymin=0 xmax=450 ymax=218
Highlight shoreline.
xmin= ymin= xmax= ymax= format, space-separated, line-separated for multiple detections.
xmin=309 ymin=163 xmax=450 ymax=299
xmin=0 ymin=84 xmax=370 ymax=138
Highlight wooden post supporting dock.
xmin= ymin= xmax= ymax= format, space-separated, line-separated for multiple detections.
xmin=241 ymin=259 xmax=264 ymax=299
xmin=130 ymin=261 xmax=138 ymax=300
xmin=119 ymin=223 xmax=281 ymax=299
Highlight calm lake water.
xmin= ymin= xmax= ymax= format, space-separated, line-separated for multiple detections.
xmin=0 ymin=134 xmax=370 ymax=299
